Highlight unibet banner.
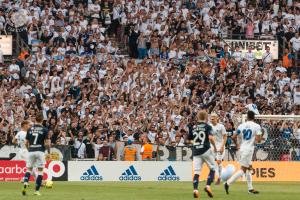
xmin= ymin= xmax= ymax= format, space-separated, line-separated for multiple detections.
xmin=224 ymin=39 xmax=279 ymax=59
xmin=196 ymin=161 xmax=300 ymax=182
xmin=68 ymin=161 xmax=191 ymax=181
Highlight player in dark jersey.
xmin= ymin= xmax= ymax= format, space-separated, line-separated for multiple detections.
xmin=22 ymin=112 xmax=50 ymax=196
xmin=188 ymin=110 xmax=217 ymax=198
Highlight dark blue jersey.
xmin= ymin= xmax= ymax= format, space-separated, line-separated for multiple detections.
xmin=26 ymin=124 xmax=48 ymax=152
xmin=188 ymin=122 xmax=213 ymax=156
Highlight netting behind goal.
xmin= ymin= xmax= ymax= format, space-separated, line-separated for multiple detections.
xmin=225 ymin=115 xmax=300 ymax=161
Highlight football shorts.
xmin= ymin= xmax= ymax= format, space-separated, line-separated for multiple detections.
xmin=26 ymin=151 xmax=46 ymax=168
xmin=239 ymin=150 xmax=254 ymax=168
xmin=193 ymin=149 xmax=216 ymax=174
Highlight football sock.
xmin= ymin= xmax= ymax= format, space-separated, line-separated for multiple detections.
xmin=227 ymin=169 xmax=244 ymax=185
xmin=35 ymin=175 xmax=43 ymax=191
xmin=24 ymin=172 xmax=31 ymax=183
xmin=193 ymin=174 xmax=199 ymax=190
xmin=218 ymin=164 xmax=222 ymax=179
xmin=206 ymin=169 xmax=215 ymax=186
xmin=246 ymin=170 xmax=253 ymax=190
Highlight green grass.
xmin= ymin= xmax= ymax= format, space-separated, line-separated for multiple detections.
xmin=0 ymin=182 xmax=299 ymax=200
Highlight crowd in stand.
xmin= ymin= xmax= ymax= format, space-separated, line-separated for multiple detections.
xmin=0 ymin=0 xmax=300 ymax=159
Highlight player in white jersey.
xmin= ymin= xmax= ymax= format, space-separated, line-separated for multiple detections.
xmin=224 ymin=111 xmax=262 ymax=195
xmin=13 ymin=121 xmax=31 ymax=161
xmin=210 ymin=113 xmax=227 ymax=185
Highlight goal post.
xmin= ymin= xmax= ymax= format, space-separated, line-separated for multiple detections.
xmin=238 ymin=115 xmax=300 ymax=161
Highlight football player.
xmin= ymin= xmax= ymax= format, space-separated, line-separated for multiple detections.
xmin=210 ymin=113 xmax=227 ymax=185
xmin=224 ymin=111 xmax=262 ymax=194
xmin=188 ymin=110 xmax=217 ymax=198
xmin=22 ymin=113 xmax=50 ymax=196
xmin=13 ymin=120 xmax=31 ymax=161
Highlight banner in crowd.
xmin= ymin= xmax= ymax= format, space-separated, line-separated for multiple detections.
xmin=197 ymin=161 xmax=300 ymax=182
xmin=223 ymin=39 xmax=279 ymax=59
xmin=0 ymin=160 xmax=67 ymax=182
xmin=0 ymin=145 xmax=72 ymax=161
xmin=68 ymin=161 xmax=191 ymax=181
xmin=0 ymin=35 xmax=12 ymax=55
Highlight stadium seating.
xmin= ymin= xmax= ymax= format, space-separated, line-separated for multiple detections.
xmin=0 ymin=0 xmax=299 ymax=160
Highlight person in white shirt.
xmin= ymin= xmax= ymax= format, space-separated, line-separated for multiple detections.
xmin=293 ymin=85 xmax=300 ymax=105
xmin=8 ymin=59 xmax=20 ymax=80
xmin=88 ymin=0 xmax=101 ymax=18
xmin=74 ymin=132 xmax=86 ymax=159
xmin=148 ymin=126 xmax=157 ymax=144
xmin=243 ymin=46 xmax=256 ymax=66
xmin=262 ymin=47 xmax=273 ymax=64
xmin=211 ymin=19 xmax=220 ymax=36
xmin=293 ymin=122 xmax=300 ymax=140
xmin=171 ymin=108 xmax=182 ymax=127
xmin=295 ymin=9 xmax=300 ymax=25
xmin=289 ymin=32 xmax=300 ymax=52
xmin=210 ymin=113 xmax=227 ymax=185
xmin=13 ymin=120 xmax=31 ymax=161
xmin=284 ymin=8 xmax=295 ymax=20
xmin=231 ymin=46 xmax=243 ymax=62
xmin=225 ymin=111 xmax=262 ymax=195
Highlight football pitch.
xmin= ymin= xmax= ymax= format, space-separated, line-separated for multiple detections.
xmin=0 ymin=182 xmax=299 ymax=200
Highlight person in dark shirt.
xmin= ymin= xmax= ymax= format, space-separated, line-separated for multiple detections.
xmin=40 ymin=30 xmax=53 ymax=44
xmin=98 ymin=139 xmax=115 ymax=161
xmin=83 ymin=133 xmax=95 ymax=158
xmin=22 ymin=112 xmax=50 ymax=196
xmin=188 ymin=110 xmax=217 ymax=198
xmin=128 ymin=27 xmax=140 ymax=58
xmin=284 ymin=27 xmax=295 ymax=42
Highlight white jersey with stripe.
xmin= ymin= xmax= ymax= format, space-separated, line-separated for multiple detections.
xmin=210 ymin=123 xmax=227 ymax=150
xmin=237 ymin=121 xmax=262 ymax=152
xmin=15 ymin=130 xmax=27 ymax=150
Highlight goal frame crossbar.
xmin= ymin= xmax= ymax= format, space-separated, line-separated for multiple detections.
xmin=242 ymin=115 xmax=300 ymax=123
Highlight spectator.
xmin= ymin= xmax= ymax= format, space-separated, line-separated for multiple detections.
xmin=83 ymin=133 xmax=95 ymax=159
xmin=8 ymin=59 xmax=20 ymax=80
xmin=140 ymin=137 xmax=153 ymax=161
xmin=137 ymin=33 xmax=147 ymax=59
xmin=0 ymin=0 xmax=299 ymax=162
xmin=294 ymin=85 xmax=300 ymax=105
xmin=289 ymin=32 xmax=300 ymax=52
xmin=293 ymin=122 xmax=300 ymax=142
xmin=280 ymin=121 xmax=293 ymax=140
xmin=0 ymin=44 xmax=3 ymax=66
xmin=122 ymin=139 xmax=138 ymax=161
xmin=262 ymin=47 xmax=274 ymax=64
xmin=73 ymin=132 xmax=86 ymax=159
xmin=98 ymin=139 xmax=115 ymax=161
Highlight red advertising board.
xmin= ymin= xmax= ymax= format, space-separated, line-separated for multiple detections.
xmin=0 ymin=160 xmax=26 ymax=181
xmin=0 ymin=160 xmax=67 ymax=182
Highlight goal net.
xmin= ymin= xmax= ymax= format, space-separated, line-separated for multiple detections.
xmin=225 ymin=115 xmax=300 ymax=161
